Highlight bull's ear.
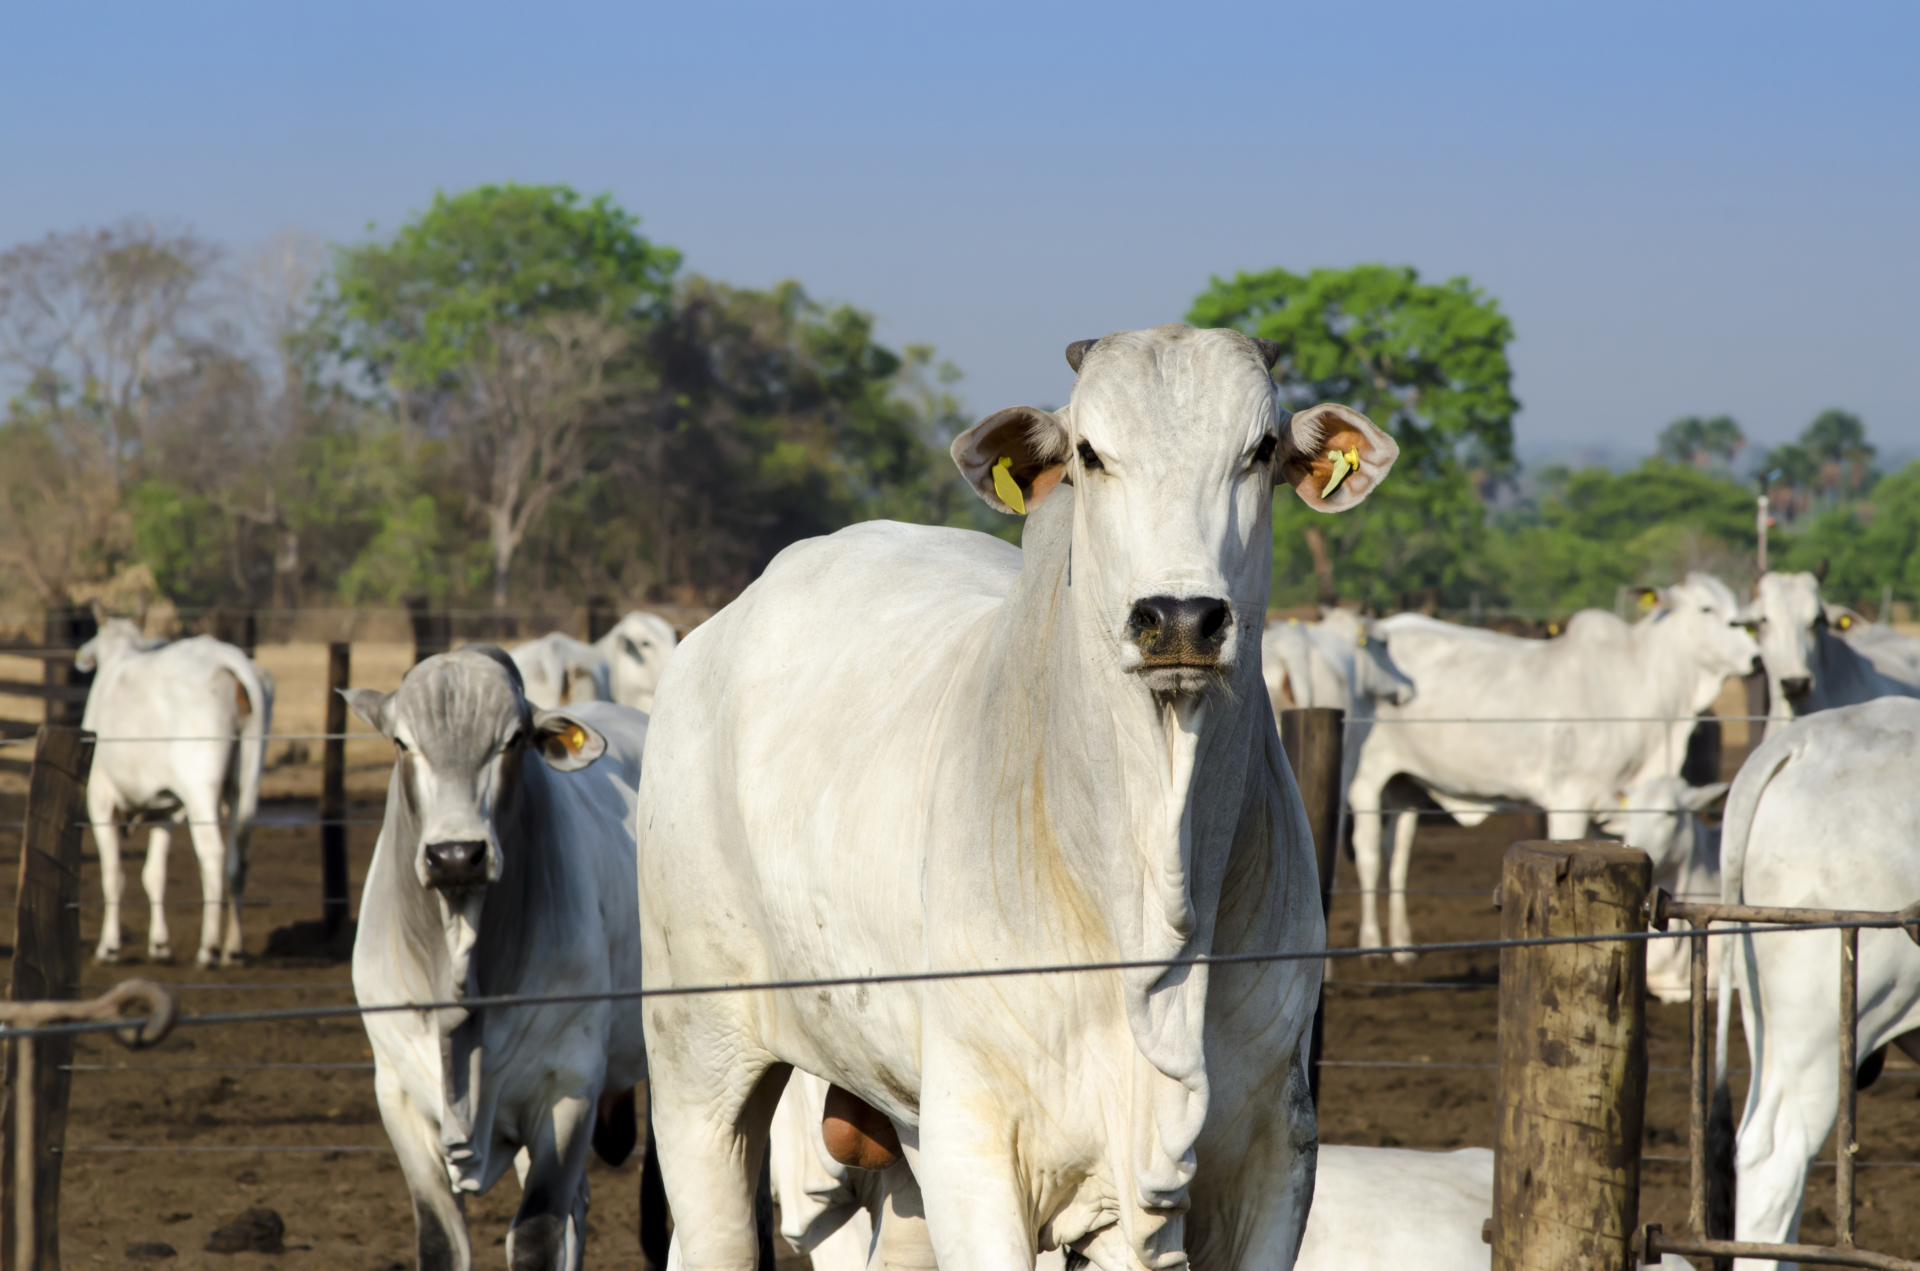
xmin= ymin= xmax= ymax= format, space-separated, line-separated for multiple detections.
xmin=950 ymin=406 xmax=1071 ymax=515
xmin=531 ymin=709 xmax=607 ymax=772
xmin=1278 ymin=404 xmax=1398 ymax=512
xmin=342 ymin=688 xmax=395 ymax=737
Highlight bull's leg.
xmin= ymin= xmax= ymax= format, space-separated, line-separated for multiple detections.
xmin=1348 ymin=772 xmax=1388 ymax=952
xmin=1386 ymin=807 xmax=1419 ymax=963
xmin=182 ymin=797 xmax=231 ymax=967
xmin=651 ymin=1050 xmax=790 ymax=1271
xmin=869 ymin=1163 xmax=935 ymax=1271
xmin=507 ymin=1091 xmax=597 ymax=1271
xmin=1544 ymin=808 xmax=1590 ymax=840
xmin=220 ymin=822 xmax=250 ymax=964
xmin=90 ymin=785 xmax=126 ymax=964
xmin=376 ymin=1070 xmax=472 ymax=1271
xmin=915 ymin=1064 xmax=1046 ymax=1271
xmin=141 ymin=825 xmax=174 ymax=962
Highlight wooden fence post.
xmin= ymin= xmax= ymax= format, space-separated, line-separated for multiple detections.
xmin=321 ymin=643 xmax=350 ymax=941
xmin=1492 ymin=841 xmax=1650 ymax=1271
xmin=2 ymin=725 xmax=96 ymax=1271
xmin=408 ymin=598 xmax=450 ymax=667
xmin=587 ymin=597 xmax=617 ymax=644
xmin=1743 ymin=672 xmax=1769 ymax=748
xmin=1279 ymin=706 xmax=1344 ymax=1106
xmin=39 ymin=612 xmax=93 ymax=729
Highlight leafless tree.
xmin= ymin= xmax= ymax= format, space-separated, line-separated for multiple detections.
xmin=455 ymin=312 xmax=629 ymax=608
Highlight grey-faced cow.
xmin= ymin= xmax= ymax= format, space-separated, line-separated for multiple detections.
xmin=638 ymin=325 xmax=1398 ymax=1271
xmin=347 ymin=647 xmax=648 ymax=1271
xmin=1747 ymin=572 xmax=1920 ymax=717
xmin=76 ymin=619 xmax=273 ymax=966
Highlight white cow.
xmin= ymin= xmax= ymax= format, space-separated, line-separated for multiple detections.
xmin=1746 ymin=572 xmax=1920 ymax=718
xmin=347 ymin=646 xmax=649 ymax=1271
xmin=509 ymin=612 xmax=679 ymax=712
xmin=770 ymin=1096 xmax=1688 ymax=1271
xmin=1349 ymin=579 xmax=1758 ymax=959
xmin=76 ymin=619 xmax=273 ymax=967
xmin=638 ymin=326 xmax=1398 ymax=1271
xmin=1261 ymin=610 xmax=1415 ymax=715
xmin=1825 ymin=605 xmax=1920 ymax=687
xmin=1714 ymin=698 xmax=1920 ymax=1270
xmin=1597 ymin=775 xmax=1727 ymax=1003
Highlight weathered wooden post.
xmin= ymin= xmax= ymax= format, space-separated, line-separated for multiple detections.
xmin=2 ymin=725 xmax=95 ymax=1270
xmin=587 ymin=597 xmax=617 ymax=644
xmin=38 ymin=611 xmax=93 ymax=729
xmin=321 ymin=643 xmax=351 ymax=941
xmin=1280 ymin=706 xmax=1344 ymax=1105
xmin=408 ymin=597 xmax=450 ymax=667
xmin=1492 ymin=841 xmax=1649 ymax=1271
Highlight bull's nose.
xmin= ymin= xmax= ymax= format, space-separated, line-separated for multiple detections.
xmin=424 ymin=839 xmax=489 ymax=888
xmin=1128 ymin=595 xmax=1232 ymax=666
xmin=1780 ymin=676 xmax=1813 ymax=701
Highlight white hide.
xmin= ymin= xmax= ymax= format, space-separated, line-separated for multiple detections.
xmin=638 ymin=326 xmax=1398 ymax=1271
xmin=510 ymin=633 xmax=611 ymax=710
xmin=1260 ymin=611 xmax=1414 ymax=715
xmin=76 ymin=619 xmax=274 ymax=967
xmin=349 ymin=649 xmax=648 ymax=1271
xmin=1746 ymin=573 xmax=1920 ymax=719
xmin=1715 ymin=698 xmax=1920 ymax=1271
xmin=1826 ymin=606 xmax=1920 ymax=687
xmin=1597 ymin=775 xmax=1727 ymax=1004
xmin=1348 ymin=578 xmax=1757 ymax=960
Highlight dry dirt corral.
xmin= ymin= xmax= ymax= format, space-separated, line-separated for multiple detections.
xmin=0 ymin=658 xmax=1909 ymax=1268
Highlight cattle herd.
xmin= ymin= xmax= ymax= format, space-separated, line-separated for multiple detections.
xmin=64 ymin=325 xmax=1920 ymax=1270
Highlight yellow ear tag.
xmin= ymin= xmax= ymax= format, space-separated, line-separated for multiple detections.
xmin=1356 ymin=634 xmax=1367 ymax=647
xmin=566 ymin=725 xmax=586 ymax=752
xmin=1639 ymin=591 xmax=1657 ymax=611
xmin=1320 ymin=447 xmax=1359 ymax=499
xmin=992 ymin=457 xmax=1026 ymax=514
xmin=1839 ymin=614 xmax=1853 ymax=630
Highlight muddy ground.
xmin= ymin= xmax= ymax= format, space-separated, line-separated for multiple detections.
xmin=5 ymin=719 xmax=1915 ymax=1267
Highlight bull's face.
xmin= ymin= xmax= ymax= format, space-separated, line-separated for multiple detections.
xmin=1744 ymin=572 xmax=1824 ymax=702
xmin=950 ymin=325 xmax=1397 ymax=700
xmin=1353 ymin=624 xmax=1417 ymax=708
xmin=1648 ymin=573 xmax=1763 ymax=684
xmin=73 ymin=618 xmax=150 ymax=673
xmin=344 ymin=646 xmax=607 ymax=894
xmin=608 ymin=613 xmax=677 ymax=711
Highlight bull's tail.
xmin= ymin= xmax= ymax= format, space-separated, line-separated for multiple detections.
xmin=1706 ymin=727 xmax=1799 ymax=1249
xmin=206 ymin=642 xmax=274 ymax=893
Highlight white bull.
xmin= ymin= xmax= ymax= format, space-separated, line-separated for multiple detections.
xmin=347 ymin=647 xmax=649 ymax=1271
xmin=639 ymin=325 xmax=1398 ymax=1271
xmin=1746 ymin=572 xmax=1920 ymax=718
xmin=76 ymin=619 xmax=273 ymax=967
xmin=1261 ymin=610 xmax=1415 ymax=715
xmin=1713 ymin=697 xmax=1920 ymax=1270
xmin=770 ymin=1082 xmax=1691 ymax=1271
xmin=1349 ymin=579 xmax=1757 ymax=959
xmin=509 ymin=612 xmax=679 ymax=712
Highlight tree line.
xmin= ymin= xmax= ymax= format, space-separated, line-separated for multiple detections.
xmin=0 ymin=184 xmax=1912 ymax=628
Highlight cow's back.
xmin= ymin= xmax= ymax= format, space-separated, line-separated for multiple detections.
xmin=84 ymin=640 xmax=250 ymax=799
xmin=639 ymin=520 xmax=1018 ymax=1088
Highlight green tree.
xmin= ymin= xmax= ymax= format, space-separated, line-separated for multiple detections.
xmin=1799 ymin=408 xmax=1875 ymax=502
xmin=1657 ymin=415 xmax=1745 ymax=469
xmin=1189 ymin=264 xmax=1517 ymax=607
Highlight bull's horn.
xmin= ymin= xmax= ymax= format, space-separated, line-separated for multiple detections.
xmin=1253 ymin=337 xmax=1282 ymax=369
xmin=1065 ymin=339 xmax=1100 ymax=372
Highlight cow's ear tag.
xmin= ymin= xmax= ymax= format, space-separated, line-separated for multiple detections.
xmin=565 ymin=725 xmax=587 ymax=753
xmin=1839 ymin=614 xmax=1854 ymax=630
xmin=1320 ymin=447 xmax=1360 ymax=499
xmin=992 ymin=457 xmax=1026 ymax=514
xmin=1639 ymin=590 xmax=1658 ymax=611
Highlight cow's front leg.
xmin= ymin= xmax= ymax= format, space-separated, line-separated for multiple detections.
xmin=915 ymin=1075 xmax=1043 ymax=1271
xmin=90 ymin=789 xmax=126 ymax=963
xmin=142 ymin=825 xmax=173 ymax=962
xmin=375 ymin=1070 xmax=472 ymax=1271
xmin=1386 ymin=807 xmax=1419 ymax=963
xmin=508 ymin=1091 xmax=598 ymax=1271
xmin=1347 ymin=770 xmax=1388 ymax=952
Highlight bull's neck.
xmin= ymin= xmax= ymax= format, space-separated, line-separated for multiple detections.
xmin=1627 ymin=617 xmax=1727 ymax=784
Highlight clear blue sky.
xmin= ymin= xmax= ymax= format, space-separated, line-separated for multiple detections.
xmin=4 ymin=1 xmax=1915 ymax=463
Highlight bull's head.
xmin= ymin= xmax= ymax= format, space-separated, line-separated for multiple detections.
xmin=603 ymin=612 xmax=678 ymax=713
xmin=951 ymin=325 xmax=1397 ymax=699
xmin=1742 ymin=571 xmax=1826 ymax=704
xmin=344 ymin=646 xmax=606 ymax=892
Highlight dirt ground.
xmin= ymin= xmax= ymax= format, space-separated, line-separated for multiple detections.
xmin=0 ymin=663 xmax=1911 ymax=1268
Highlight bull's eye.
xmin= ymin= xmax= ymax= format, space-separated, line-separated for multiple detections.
xmin=393 ymin=737 xmax=410 ymax=753
xmin=1252 ymin=434 xmax=1278 ymax=465
xmin=1076 ymin=440 xmax=1103 ymax=471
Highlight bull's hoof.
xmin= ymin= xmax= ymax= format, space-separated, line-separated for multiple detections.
xmin=93 ymin=945 xmax=122 ymax=965
xmin=147 ymin=944 xmax=173 ymax=964
xmin=195 ymin=947 xmax=219 ymax=969
xmin=1390 ymin=949 xmax=1419 ymax=967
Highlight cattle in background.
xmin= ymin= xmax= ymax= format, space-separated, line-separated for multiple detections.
xmin=1824 ymin=603 xmax=1920 ymax=689
xmin=1597 ymin=774 xmax=1727 ymax=1003
xmin=347 ymin=647 xmax=648 ymax=1271
xmin=1713 ymin=698 xmax=1920 ymax=1268
xmin=1261 ymin=609 xmax=1415 ymax=715
xmin=639 ymin=326 xmax=1398 ymax=1269
xmin=510 ymin=633 xmax=610 ymax=709
xmin=509 ymin=611 xmax=679 ymax=712
xmin=1745 ymin=571 xmax=1920 ymax=718
xmin=1348 ymin=577 xmax=1758 ymax=959
xmin=76 ymin=619 xmax=273 ymax=967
